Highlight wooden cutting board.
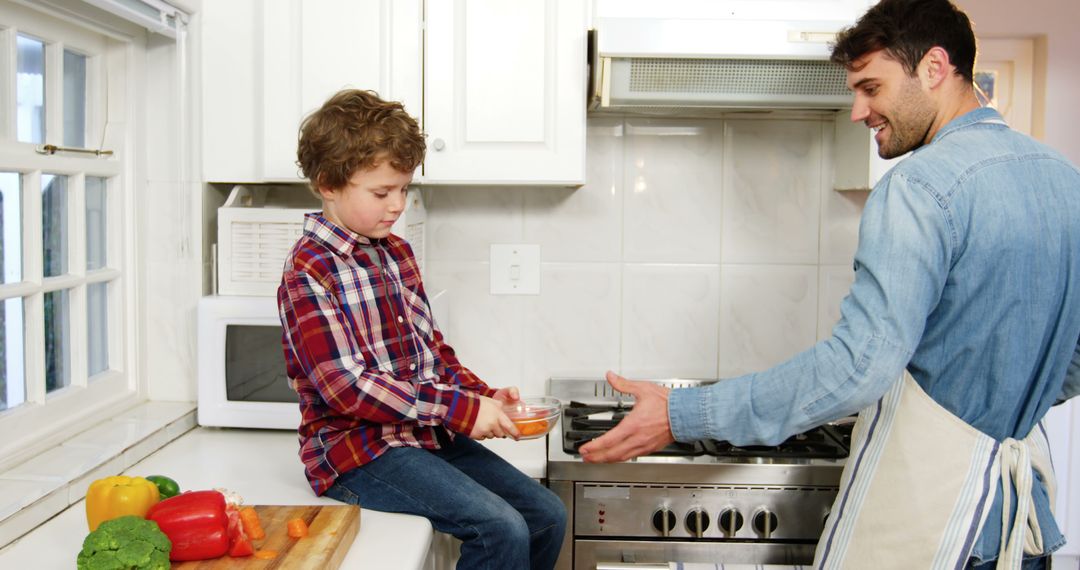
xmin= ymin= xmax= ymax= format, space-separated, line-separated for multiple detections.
xmin=172 ymin=505 xmax=360 ymax=569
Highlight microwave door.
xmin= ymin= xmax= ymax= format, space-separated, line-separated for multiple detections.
xmin=224 ymin=324 xmax=298 ymax=404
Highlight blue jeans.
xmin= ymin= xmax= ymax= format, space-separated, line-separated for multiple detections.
xmin=967 ymin=555 xmax=1049 ymax=569
xmin=324 ymin=432 xmax=566 ymax=570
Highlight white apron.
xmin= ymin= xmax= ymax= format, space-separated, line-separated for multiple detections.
xmin=813 ymin=373 xmax=1056 ymax=570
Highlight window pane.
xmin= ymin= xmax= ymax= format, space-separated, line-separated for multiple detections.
xmin=0 ymin=173 xmax=23 ymax=284
xmin=1 ymin=298 xmax=27 ymax=412
xmin=86 ymin=176 xmax=107 ymax=270
xmin=17 ymin=35 xmax=46 ymax=144
xmin=88 ymin=282 xmax=108 ymax=376
xmin=45 ymin=289 xmax=70 ymax=393
xmin=64 ymin=50 xmax=88 ymax=148
xmin=42 ymin=174 xmax=68 ymax=277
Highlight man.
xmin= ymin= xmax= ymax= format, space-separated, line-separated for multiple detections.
xmin=579 ymin=0 xmax=1080 ymax=568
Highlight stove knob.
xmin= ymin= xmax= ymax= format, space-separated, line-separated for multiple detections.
xmin=718 ymin=508 xmax=743 ymax=538
xmin=753 ymin=508 xmax=779 ymax=539
xmin=652 ymin=508 xmax=677 ymax=537
xmin=684 ymin=508 xmax=710 ymax=538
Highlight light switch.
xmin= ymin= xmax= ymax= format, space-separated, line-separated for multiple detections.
xmin=490 ymin=244 xmax=540 ymax=295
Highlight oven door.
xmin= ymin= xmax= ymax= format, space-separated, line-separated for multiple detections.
xmin=576 ymin=539 xmax=816 ymax=570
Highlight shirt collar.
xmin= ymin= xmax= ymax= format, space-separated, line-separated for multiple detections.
xmin=302 ymin=212 xmax=373 ymax=258
xmin=930 ymin=106 xmax=1008 ymax=145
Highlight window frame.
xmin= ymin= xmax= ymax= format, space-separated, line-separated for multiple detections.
xmin=0 ymin=0 xmax=140 ymax=469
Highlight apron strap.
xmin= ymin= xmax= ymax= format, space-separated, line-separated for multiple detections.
xmin=997 ymin=423 xmax=1056 ymax=567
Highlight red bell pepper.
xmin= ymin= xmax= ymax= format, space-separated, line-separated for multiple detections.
xmin=226 ymin=505 xmax=254 ymax=557
xmin=146 ymin=490 xmax=229 ymax=561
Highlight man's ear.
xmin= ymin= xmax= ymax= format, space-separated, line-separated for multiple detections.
xmin=920 ymin=46 xmax=953 ymax=89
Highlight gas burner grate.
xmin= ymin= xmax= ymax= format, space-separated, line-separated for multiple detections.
xmin=563 ymin=430 xmax=705 ymax=456
xmin=703 ymin=426 xmax=849 ymax=460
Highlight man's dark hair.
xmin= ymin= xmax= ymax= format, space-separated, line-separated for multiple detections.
xmin=830 ymin=0 xmax=976 ymax=82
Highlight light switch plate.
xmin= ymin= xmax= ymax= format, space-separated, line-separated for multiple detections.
xmin=490 ymin=244 xmax=540 ymax=295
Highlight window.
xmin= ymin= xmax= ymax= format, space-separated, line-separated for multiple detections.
xmin=0 ymin=1 xmax=137 ymax=461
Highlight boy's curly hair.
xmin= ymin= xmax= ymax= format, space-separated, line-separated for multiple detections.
xmin=297 ymin=89 xmax=426 ymax=195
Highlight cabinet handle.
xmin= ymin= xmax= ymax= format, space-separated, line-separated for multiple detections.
xmin=432 ymin=138 xmax=446 ymax=151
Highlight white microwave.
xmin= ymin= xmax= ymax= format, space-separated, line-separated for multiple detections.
xmin=197 ymin=295 xmax=299 ymax=429
xmin=197 ymin=290 xmax=449 ymax=430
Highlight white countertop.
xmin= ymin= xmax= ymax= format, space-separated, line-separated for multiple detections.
xmin=0 ymin=428 xmax=436 ymax=569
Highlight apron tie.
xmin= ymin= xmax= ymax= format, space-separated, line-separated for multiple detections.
xmin=997 ymin=428 xmax=1055 ymax=568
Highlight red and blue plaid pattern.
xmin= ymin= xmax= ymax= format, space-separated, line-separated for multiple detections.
xmin=278 ymin=213 xmax=493 ymax=495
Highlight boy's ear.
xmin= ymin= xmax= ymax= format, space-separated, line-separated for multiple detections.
xmin=315 ymin=179 xmax=338 ymax=201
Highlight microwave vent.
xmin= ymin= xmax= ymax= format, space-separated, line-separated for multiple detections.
xmin=228 ymin=220 xmax=304 ymax=283
xmin=217 ymin=184 xmax=315 ymax=296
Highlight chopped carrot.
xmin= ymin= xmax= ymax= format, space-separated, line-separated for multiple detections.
xmin=253 ymin=550 xmax=278 ymax=560
xmin=238 ymin=506 xmax=265 ymax=540
xmin=287 ymin=517 xmax=309 ymax=538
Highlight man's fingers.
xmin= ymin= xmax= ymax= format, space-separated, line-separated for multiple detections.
xmin=605 ymin=370 xmax=634 ymax=395
xmin=581 ymin=423 xmax=632 ymax=462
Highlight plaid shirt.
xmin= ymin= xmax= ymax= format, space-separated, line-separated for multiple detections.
xmin=278 ymin=213 xmax=493 ymax=495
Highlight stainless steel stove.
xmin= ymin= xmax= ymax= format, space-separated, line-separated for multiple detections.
xmin=547 ymin=378 xmax=851 ymax=570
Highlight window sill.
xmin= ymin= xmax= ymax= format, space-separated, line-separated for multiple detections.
xmin=0 ymin=401 xmax=196 ymax=550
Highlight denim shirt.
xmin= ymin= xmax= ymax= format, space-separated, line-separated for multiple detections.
xmin=669 ymin=107 xmax=1080 ymax=562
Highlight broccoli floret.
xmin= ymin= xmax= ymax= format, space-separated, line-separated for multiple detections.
xmin=77 ymin=515 xmax=171 ymax=570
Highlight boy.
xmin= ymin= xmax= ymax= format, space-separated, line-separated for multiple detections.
xmin=278 ymin=89 xmax=566 ymax=569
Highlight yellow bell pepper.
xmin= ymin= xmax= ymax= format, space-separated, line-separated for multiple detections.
xmin=85 ymin=475 xmax=161 ymax=531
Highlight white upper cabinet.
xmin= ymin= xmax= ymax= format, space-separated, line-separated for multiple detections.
xmin=202 ymin=0 xmax=585 ymax=185
xmin=419 ymin=0 xmax=587 ymax=185
xmin=202 ymin=0 xmax=421 ymax=183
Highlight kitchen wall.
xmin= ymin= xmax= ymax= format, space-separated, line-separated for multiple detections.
xmin=422 ymin=114 xmax=865 ymax=396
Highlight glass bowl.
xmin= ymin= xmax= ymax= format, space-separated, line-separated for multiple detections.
xmin=503 ymin=396 xmax=562 ymax=440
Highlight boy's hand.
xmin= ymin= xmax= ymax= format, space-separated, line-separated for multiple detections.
xmin=469 ymin=396 xmax=520 ymax=441
xmin=491 ymin=386 xmax=520 ymax=405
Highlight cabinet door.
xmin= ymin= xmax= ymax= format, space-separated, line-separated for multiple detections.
xmin=203 ymin=0 xmax=421 ymax=183
xmin=202 ymin=0 xmax=260 ymax=182
xmin=422 ymin=0 xmax=587 ymax=185
xmin=261 ymin=0 xmax=422 ymax=182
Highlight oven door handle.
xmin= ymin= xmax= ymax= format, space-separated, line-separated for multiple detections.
xmin=595 ymin=564 xmax=669 ymax=570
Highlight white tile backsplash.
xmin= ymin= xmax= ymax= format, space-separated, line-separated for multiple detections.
xmin=423 ymin=187 xmax=525 ymax=262
xmin=623 ymin=119 xmax=725 ymax=264
xmin=721 ymin=119 xmax=823 ymax=265
xmin=621 ymin=264 xmax=721 ymax=379
xmin=423 ymin=116 xmax=864 ymax=387
xmin=523 ymin=117 xmax=623 ymax=263
xmin=425 ymin=260 xmax=526 ymax=390
xmin=523 ymin=262 xmax=622 ymax=386
xmin=718 ymin=264 xmax=819 ymax=377
xmin=820 ymin=186 xmax=869 ymax=265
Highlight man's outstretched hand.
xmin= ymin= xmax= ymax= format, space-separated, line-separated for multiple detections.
xmin=578 ymin=371 xmax=675 ymax=463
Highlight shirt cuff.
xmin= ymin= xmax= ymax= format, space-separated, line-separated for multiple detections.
xmin=668 ymin=386 xmax=712 ymax=441
xmin=421 ymin=384 xmax=481 ymax=435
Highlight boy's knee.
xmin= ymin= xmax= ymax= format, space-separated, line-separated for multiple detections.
xmin=497 ymin=509 xmax=530 ymax=544
xmin=538 ymin=488 xmax=568 ymax=529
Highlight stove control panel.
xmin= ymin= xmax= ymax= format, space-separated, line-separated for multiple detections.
xmin=575 ymin=483 xmax=837 ymax=541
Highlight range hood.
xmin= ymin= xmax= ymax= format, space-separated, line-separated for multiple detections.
xmin=590 ymin=17 xmax=856 ymax=112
